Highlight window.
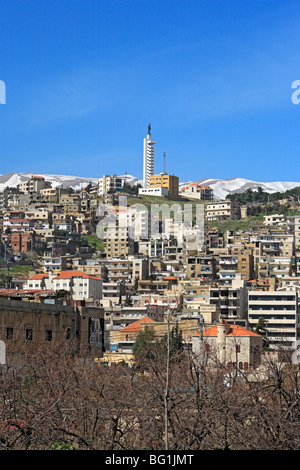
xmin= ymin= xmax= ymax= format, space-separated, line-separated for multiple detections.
xmin=236 ymin=345 xmax=241 ymax=353
xmin=65 ymin=328 xmax=71 ymax=340
xmin=45 ymin=329 xmax=52 ymax=341
xmin=25 ymin=328 xmax=33 ymax=341
xmin=6 ymin=327 xmax=13 ymax=340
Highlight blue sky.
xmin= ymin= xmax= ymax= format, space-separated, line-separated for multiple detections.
xmin=0 ymin=0 xmax=299 ymax=183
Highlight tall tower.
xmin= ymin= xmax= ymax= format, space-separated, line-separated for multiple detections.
xmin=143 ymin=123 xmax=157 ymax=188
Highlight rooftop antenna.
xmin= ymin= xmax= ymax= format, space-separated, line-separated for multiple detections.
xmin=163 ymin=152 xmax=166 ymax=173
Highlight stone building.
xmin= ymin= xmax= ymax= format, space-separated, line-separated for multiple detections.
xmin=192 ymin=318 xmax=263 ymax=369
xmin=0 ymin=297 xmax=104 ymax=360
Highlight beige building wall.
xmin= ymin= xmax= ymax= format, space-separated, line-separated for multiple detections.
xmin=149 ymin=173 xmax=179 ymax=199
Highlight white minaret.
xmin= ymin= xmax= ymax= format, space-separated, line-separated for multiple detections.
xmin=143 ymin=123 xmax=157 ymax=188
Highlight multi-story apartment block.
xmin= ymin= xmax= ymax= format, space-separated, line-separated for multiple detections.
xmin=3 ymin=212 xmax=33 ymax=234
xmin=101 ymin=282 xmax=126 ymax=306
xmin=180 ymin=183 xmax=214 ymax=200
xmin=10 ymin=231 xmax=34 ymax=253
xmin=104 ymin=224 xmax=135 ymax=259
xmin=104 ymin=257 xmax=149 ymax=286
xmin=248 ymin=290 xmax=299 ymax=349
xmin=257 ymin=256 xmax=292 ymax=279
xmin=263 ymin=214 xmax=287 ymax=226
xmin=148 ymin=172 xmax=179 ymax=199
xmin=52 ymin=270 xmax=102 ymax=302
xmin=0 ymin=188 xmax=31 ymax=211
xmin=75 ymin=261 xmax=108 ymax=281
xmin=217 ymin=253 xmax=254 ymax=281
xmin=209 ymin=276 xmax=248 ymax=323
xmin=98 ymin=174 xmax=123 ymax=197
xmin=206 ymin=201 xmax=241 ymax=221
xmin=294 ymin=216 xmax=300 ymax=276
xmin=186 ymin=255 xmax=216 ymax=281
xmin=17 ymin=176 xmax=52 ymax=194
xmin=249 ymin=233 xmax=294 ymax=258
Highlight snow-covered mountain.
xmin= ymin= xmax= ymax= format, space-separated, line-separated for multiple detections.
xmin=179 ymin=177 xmax=300 ymax=200
xmin=0 ymin=172 xmax=299 ymax=200
xmin=118 ymin=174 xmax=143 ymax=187
xmin=0 ymin=172 xmax=99 ymax=192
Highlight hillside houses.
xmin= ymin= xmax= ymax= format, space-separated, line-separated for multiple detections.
xmin=0 ymin=175 xmax=299 ymax=369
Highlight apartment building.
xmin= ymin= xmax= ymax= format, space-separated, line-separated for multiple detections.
xmin=10 ymin=231 xmax=33 ymax=253
xmin=0 ymin=188 xmax=31 ymax=211
xmin=52 ymin=270 xmax=102 ymax=302
xmin=25 ymin=209 xmax=50 ymax=229
xmin=186 ymin=255 xmax=217 ymax=281
xmin=98 ymin=174 xmax=123 ymax=197
xmin=104 ymin=257 xmax=149 ymax=286
xmin=17 ymin=176 xmax=52 ymax=194
xmin=264 ymin=214 xmax=287 ymax=226
xmin=101 ymin=282 xmax=126 ymax=306
xmin=217 ymin=253 xmax=254 ymax=281
xmin=3 ymin=212 xmax=33 ymax=234
xmin=209 ymin=276 xmax=248 ymax=322
xmin=180 ymin=183 xmax=214 ymax=201
xmin=75 ymin=261 xmax=108 ymax=281
xmin=294 ymin=216 xmax=300 ymax=276
xmin=249 ymin=233 xmax=294 ymax=258
xmin=148 ymin=172 xmax=179 ymax=199
xmin=42 ymin=252 xmax=69 ymax=272
xmin=206 ymin=201 xmax=241 ymax=221
xmin=105 ymin=225 xmax=135 ymax=259
xmin=257 ymin=256 xmax=292 ymax=279
xmin=248 ymin=290 xmax=299 ymax=348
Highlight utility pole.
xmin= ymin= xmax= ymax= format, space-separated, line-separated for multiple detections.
xmin=198 ymin=314 xmax=204 ymax=399
xmin=164 ymin=310 xmax=170 ymax=451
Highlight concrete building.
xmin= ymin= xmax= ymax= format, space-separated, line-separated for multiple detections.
xmin=180 ymin=183 xmax=214 ymax=201
xmin=263 ymin=214 xmax=287 ymax=226
xmin=148 ymin=173 xmax=179 ymax=199
xmin=186 ymin=255 xmax=217 ymax=281
xmin=209 ymin=276 xmax=249 ymax=322
xmin=248 ymin=290 xmax=299 ymax=349
xmin=138 ymin=186 xmax=169 ymax=197
xmin=257 ymin=256 xmax=292 ymax=280
xmin=17 ymin=176 xmax=52 ymax=194
xmin=143 ymin=124 xmax=157 ymax=188
xmin=101 ymin=282 xmax=126 ymax=306
xmin=98 ymin=174 xmax=123 ymax=197
xmin=52 ymin=270 xmax=103 ymax=302
xmin=206 ymin=201 xmax=241 ymax=221
xmin=10 ymin=231 xmax=34 ymax=253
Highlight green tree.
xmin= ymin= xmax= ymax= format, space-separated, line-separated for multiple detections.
xmin=132 ymin=326 xmax=158 ymax=370
xmin=255 ymin=317 xmax=269 ymax=349
xmin=159 ymin=325 xmax=183 ymax=362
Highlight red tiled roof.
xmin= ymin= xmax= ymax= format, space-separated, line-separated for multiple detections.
xmin=0 ymin=289 xmax=53 ymax=295
xmin=28 ymin=274 xmax=49 ymax=280
xmin=53 ymin=270 xmax=102 ymax=281
xmin=122 ymin=316 xmax=155 ymax=332
xmin=195 ymin=320 xmax=261 ymax=338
